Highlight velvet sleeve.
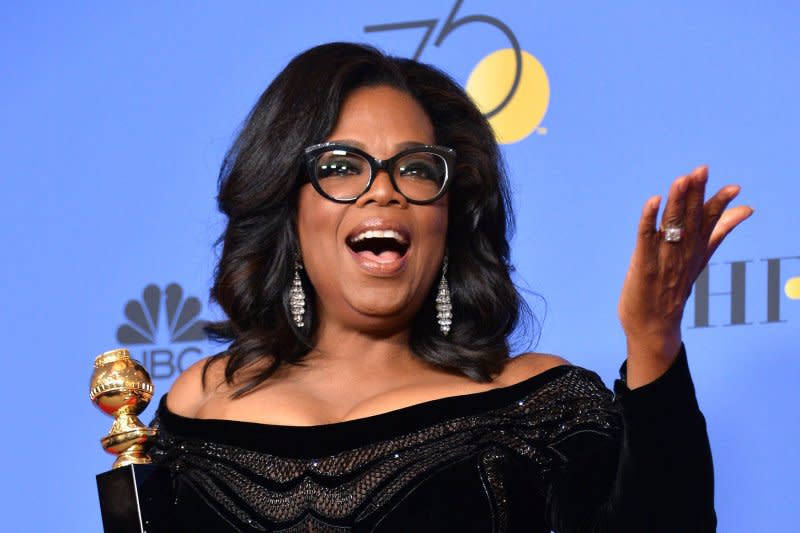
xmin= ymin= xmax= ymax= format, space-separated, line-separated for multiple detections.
xmin=545 ymin=344 xmax=717 ymax=532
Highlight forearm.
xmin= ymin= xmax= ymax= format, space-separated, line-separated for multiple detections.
xmin=624 ymin=331 xmax=682 ymax=389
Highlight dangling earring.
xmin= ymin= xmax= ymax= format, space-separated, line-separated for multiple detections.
xmin=289 ymin=260 xmax=306 ymax=328
xmin=436 ymin=255 xmax=452 ymax=335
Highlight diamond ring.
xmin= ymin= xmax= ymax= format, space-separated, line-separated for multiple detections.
xmin=661 ymin=225 xmax=683 ymax=243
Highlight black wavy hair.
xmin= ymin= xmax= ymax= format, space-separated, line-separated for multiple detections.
xmin=204 ymin=42 xmax=532 ymax=397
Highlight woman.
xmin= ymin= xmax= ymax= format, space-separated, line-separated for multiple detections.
xmin=151 ymin=42 xmax=752 ymax=532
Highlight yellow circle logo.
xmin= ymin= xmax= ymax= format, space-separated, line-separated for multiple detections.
xmin=466 ymin=49 xmax=550 ymax=144
xmin=786 ymin=277 xmax=800 ymax=300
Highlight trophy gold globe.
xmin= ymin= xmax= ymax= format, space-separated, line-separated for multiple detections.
xmin=89 ymin=348 xmax=156 ymax=469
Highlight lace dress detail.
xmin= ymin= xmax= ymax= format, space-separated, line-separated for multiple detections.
xmin=148 ymin=347 xmax=715 ymax=532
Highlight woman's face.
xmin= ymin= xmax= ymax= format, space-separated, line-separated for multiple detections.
xmin=297 ymin=85 xmax=448 ymax=334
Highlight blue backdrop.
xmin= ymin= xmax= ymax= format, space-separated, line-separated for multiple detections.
xmin=1 ymin=2 xmax=798 ymax=531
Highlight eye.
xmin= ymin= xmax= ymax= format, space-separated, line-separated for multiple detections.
xmin=397 ymin=154 xmax=445 ymax=183
xmin=316 ymin=152 xmax=365 ymax=179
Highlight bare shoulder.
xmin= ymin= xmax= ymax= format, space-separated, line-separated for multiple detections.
xmin=166 ymin=354 xmax=227 ymax=417
xmin=494 ymin=352 xmax=571 ymax=387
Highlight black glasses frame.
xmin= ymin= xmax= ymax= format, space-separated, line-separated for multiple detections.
xmin=303 ymin=142 xmax=456 ymax=204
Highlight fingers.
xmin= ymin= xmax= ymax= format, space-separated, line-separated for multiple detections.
xmin=683 ymin=166 xmax=708 ymax=245
xmin=637 ymin=195 xmax=661 ymax=239
xmin=638 ymin=166 xmax=754 ymax=270
xmin=632 ymin=195 xmax=661 ymax=271
xmin=705 ymin=204 xmax=755 ymax=263
xmin=658 ymin=171 xmax=696 ymax=268
xmin=701 ymin=184 xmax=740 ymax=242
xmin=699 ymin=183 xmax=754 ymax=265
xmin=660 ymin=175 xmax=689 ymax=231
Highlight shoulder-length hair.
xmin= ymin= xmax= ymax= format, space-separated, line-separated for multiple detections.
xmin=205 ymin=42 xmax=531 ymax=397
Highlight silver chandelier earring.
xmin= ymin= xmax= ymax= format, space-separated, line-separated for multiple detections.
xmin=435 ymin=255 xmax=452 ymax=335
xmin=289 ymin=260 xmax=306 ymax=328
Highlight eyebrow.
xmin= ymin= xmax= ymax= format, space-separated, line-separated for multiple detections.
xmin=328 ymin=139 xmax=430 ymax=152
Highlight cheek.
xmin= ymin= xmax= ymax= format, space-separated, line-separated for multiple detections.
xmin=413 ymin=201 xmax=449 ymax=286
xmin=424 ymin=200 xmax=449 ymax=252
xmin=296 ymin=187 xmax=342 ymax=275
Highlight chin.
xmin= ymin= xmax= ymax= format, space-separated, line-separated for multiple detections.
xmin=344 ymin=288 xmax=422 ymax=326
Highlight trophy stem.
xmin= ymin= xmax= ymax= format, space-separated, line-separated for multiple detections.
xmin=113 ymin=443 xmax=152 ymax=469
xmin=110 ymin=413 xmax=146 ymax=436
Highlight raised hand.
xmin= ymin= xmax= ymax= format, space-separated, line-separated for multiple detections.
xmin=618 ymin=165 xmax=754 ymax=388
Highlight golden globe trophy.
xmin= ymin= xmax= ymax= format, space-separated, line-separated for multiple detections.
xmin=90 ymin=348 xmax=156 ymax=467
xmin=90 ymin=349 xmax=167 ymax=533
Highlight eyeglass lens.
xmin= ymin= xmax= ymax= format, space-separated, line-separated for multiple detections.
xmin=314 ymin=149 xmax=447 ymax=201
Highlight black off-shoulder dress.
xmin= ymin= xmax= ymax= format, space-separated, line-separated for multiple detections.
xmin=147 ymin=346 xmax=716 ymax=532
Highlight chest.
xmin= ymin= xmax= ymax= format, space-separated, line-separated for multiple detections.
xmin=196 ymin=379 xmax=500 ymax=426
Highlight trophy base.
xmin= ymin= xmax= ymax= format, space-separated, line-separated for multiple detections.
xmin=96 ymin=463 xmax=169 ymax=533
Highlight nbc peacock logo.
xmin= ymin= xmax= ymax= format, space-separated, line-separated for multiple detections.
xmin=116 ymin=283 xmax=207 ymax=379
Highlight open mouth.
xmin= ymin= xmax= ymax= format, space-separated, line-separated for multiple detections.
xmin=346 ymin=229 xmax=410 ymax=264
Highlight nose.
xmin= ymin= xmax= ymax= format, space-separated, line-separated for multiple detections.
xmin=355 ymin=169 xmax=407 ymax=207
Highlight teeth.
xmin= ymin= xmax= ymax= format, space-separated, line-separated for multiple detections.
xmin=350 ymin=229 xmax=407 ymax=244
